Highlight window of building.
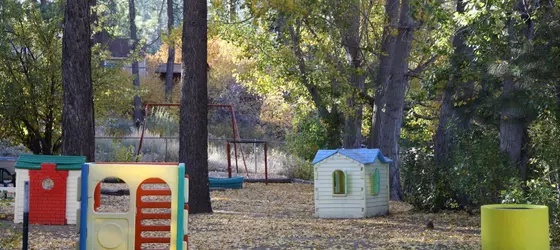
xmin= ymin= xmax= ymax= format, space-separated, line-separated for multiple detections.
xmin=371 ymin=168 xmax=380 ymax=195
xmin=332 ymin=170 xmax=347 ymax=195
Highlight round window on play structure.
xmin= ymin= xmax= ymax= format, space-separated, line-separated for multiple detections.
xmin=42 ymin=178 xmax=54 ymax=190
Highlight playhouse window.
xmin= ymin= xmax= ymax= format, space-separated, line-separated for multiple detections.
xmin=332 ymin=170 xmax=347 ymax=195
xmin=371 ymin=168 xmax=380 ymax=195
xmin=95 ymin=177 xmax=130 ymax=213
xmin=41 ymin=178 xmax=54 ymax=190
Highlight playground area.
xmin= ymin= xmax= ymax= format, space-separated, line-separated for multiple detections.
xmin=0 ymin=183 xmax=482 ymax=249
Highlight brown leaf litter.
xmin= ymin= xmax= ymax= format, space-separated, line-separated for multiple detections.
xmin=0 ymin=183 xmax=485 ymax=249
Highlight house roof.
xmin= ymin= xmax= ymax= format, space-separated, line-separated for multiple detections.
xmin=14 ymin=154 xmax=86 ymax=170
xmin=312 ymin=148 xmax=393 ymax=165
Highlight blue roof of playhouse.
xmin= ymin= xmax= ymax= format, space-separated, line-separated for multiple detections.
xmin=312 ymin=148 xmax=393 ymax=165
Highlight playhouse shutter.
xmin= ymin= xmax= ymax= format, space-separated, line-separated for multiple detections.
xmin=344 ymin=170 xmax=348 ymax=194
xmin=333 ymin=171 xmax=339 ymax=193
xmin=372 ymin=168 xmax=380 ymax=195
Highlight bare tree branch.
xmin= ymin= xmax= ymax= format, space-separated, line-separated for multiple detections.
xmin=407 ymin=55 xmax=439 ymax=77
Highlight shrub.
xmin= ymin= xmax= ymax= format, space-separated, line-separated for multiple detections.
xmin=277 ymin=153 xmax=313 ymax=180
xmin=401 ymin=147 xmax=438 ymax=210
xmin=113 ymin=142 xmax=142 ymax=162
xmin=286 ymin=115 xmax=330 ymax=161
xmin=501 ymin=178 xmax=560 ymax=245
xmin=402 ymin=127 xmax=511 ymax=211
xmin=0 ymin=140 xmax=29 ymax=157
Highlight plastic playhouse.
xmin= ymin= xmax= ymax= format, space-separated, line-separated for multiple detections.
xmin=78 ymin=163 xmax=188 ymax=250
xmin=13 ymin=154 xmax=85 ymax=224
xmin=312 ymin=148 xmax=392 ymax=218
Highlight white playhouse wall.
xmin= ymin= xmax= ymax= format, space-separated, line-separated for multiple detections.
xmin=14 ymin=168 xmax=29 ymax=223
xmin=314 ymin=153 xmax=367 ymax=218
xmin=13 ymin=169 xmax=81 ymax=224
xmin=364 ymin=163 xmax=389 ymax=217
xmin=65 ymin=171 xmax=80 ymax=224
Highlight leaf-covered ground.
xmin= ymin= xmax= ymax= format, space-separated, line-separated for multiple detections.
xmin=0 ymin=183 xmax=483 ymax=249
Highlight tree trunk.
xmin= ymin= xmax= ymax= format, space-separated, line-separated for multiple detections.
xmin=499 ymin=1 xmax=534 ymax=181
xmin=434 ymin=0 xmax=474 ymax=207
xmin=288 ymin=22 xmax=342 ymax=148
xmin=62 ymin=0 xmax=95 ymax=162
xmin=180 ymin=0 xmax=212 ymax=214
xmin=129 ymin=0 xmax=143 ymax=125
xmin=165 ymin=0 xmax=175 ymax=102
xmin=369 ymin=0 xmax=400 ymax=148
xmin=229 ymin=0 xmax=237 ymax=22
xmin=378 ymin=0 xmax=414 ymax=201
xmin=500 ymin=76 xmax=529 ymax=180
xmin=341 ymin=0 xmax=364 ymax=149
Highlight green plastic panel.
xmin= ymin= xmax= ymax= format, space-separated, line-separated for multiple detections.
xmin=372 ymin=168 xmax=380 ymax=195
xmin=14 ymin=154 xmax=86 ymax=170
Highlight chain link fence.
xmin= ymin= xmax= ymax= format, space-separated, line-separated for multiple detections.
xmin=95 ymin=137 xmax=292 ymax=178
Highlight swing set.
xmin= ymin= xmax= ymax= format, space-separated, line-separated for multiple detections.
xmin=136 ymin=103 xmax=269 ymax=182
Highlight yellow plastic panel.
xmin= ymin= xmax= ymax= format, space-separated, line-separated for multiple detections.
xmin=482 ymin=204 xmax=549 ymax=250
xmin=95 ymin=219 xmax=128 ymax=250
xmin=86 ymin=164 xmax=181 ymax=250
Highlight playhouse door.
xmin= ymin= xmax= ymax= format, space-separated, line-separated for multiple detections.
xmin=88 ymin=207 xmax=131 ymax=250
xmin=29 ymin=163 xmax=68 ymax=224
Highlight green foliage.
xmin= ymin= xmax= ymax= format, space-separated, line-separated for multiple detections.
xmin=529 ymin=115 xmax=560 ymax=183
xmin=401 ymin=147 xmax=437 ymax=210
xmin=291 ymin=161 xmax=314 ymax=180
xmin=112 ymin=141 xmax=142 ymax=162
xmin=277 ymin=153 xmax=314 ymax=180
xmin=145 ymin=107 xmax=179 ymax=136
xmin=403 ymin=127 xmax=511 ymax=211
xmin=0 ymin=0 xmax=64 ymax=154
xmin=501 ymin=178 xmax=560 ymax=245
xmin=0 ymin=0 xmax=134 ymax=154
xmin=286 ymin=114 xmax=330 ymax=161
xmin=103 ymin=119 xmax=135 ymax=137
xmin=524 ymin=114 xmax=560 ymax=245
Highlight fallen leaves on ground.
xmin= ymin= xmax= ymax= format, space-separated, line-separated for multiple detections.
xmin=0 ymin=183 xmax=483 ymax=249
xmin=190 ymin=184 xmax=481 ymax=249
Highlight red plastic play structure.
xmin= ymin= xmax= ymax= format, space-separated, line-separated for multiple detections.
xmin=135 ymin=176 xmax=189 ymax=249
xmin=29 ymin=163 xmax=68 ymax=224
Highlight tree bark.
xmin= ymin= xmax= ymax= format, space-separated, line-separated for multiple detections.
xmin=433 ymin=0 xmax=476 ymax=209
xmin=288 ymin=22 xmax=343 ymax=148
xmin=229 ymin=0 xmax=237 ymax=22
xmin=62 ymin=0 xmax=95 ymax=161
xmin=499 ymin=0 xmax=534 ymax=181
xmin=341 ymin=0 xmax=364 ymax=149
xmin=369 ymin=0 xmax=400 ymax=148
xmin=180 ymin=0 xmax=212 ymax=214
xmin=165 ymin=0 xmax=175 ymax=102
xmin=129 ymin=0 xmax=143 ymax=125
xmin=378 ymin=0 xmax=414 ymax=201
xmin=434 ymin=0 xmax=474 ymax=186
